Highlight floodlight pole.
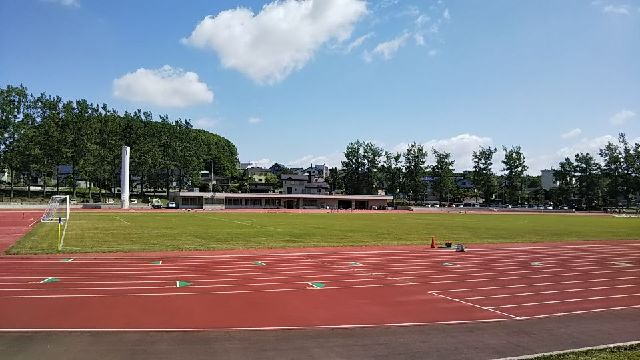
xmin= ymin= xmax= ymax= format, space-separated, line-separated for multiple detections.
xmin=121 ymin=146 xmax=130 ymax=209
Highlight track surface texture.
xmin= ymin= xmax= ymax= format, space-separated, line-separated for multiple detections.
xmin=1 ymin=240 xmax=639 ymax=330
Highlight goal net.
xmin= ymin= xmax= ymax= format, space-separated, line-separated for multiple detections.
xmin=42 ymin=195 xmax=70 ymax=223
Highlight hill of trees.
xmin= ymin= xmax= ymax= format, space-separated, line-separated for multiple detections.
xmin=0 ymin=84 xmax=238 ymax=201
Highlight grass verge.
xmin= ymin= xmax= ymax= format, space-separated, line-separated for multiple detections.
xmin=6 ymin=212 xmax=640 ymax=254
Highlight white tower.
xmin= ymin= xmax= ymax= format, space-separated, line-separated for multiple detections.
xmin=121 ymin=146 xmax=130 ymax=209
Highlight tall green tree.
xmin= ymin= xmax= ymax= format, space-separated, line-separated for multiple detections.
xmin=471 ymin=146 xmax=497 ymax=204
xmin=574 ymin=153 xmax=602 ymax=209
xmin=431 ymin=149 xmax=455 ymax=203
xmin=402 ymin=142 xmax=428 ymax=201
xmin=380 ymin=151 xmax=403 ymax=198
xmin=553 ymin=157 xmax=575 ymax=206
xmin=501 ymin=146 xmax=528 ymax=205
xmin=341 ymin=140 xmax=383 ymax=195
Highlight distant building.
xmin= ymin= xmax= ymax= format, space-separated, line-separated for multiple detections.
xmin=541 ymin=169 xmax=558 ymax=191
xmin=246 ymin=167 xmax=270 ymax=183
xmin=281 ymin=174 xmax=330 ymax=195
xmin=303 ymin=164 xmax=328 ymax=180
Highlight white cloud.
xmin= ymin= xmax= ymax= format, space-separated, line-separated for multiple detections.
xmin=609 ymin=110 xmax=636 ymax=125
xmin=364 ymin=32 xmax=410 ymax=61
xmin=443 ymin=8 xmax=450 ymax=21
xmin=193 ymin=117 xmax=220 ymax=131
xmin=287 ymin=152 xmax=345 ymax=168
xmin=345 ymin=32 xmax=374 ymax=53
xmin=248 ymin=117 xmax=263 ymax=124
xmin=425 ymin=134 xmax=494 ymax=171
xmin=44 ymin=0 xmax=79 ymax=7
xmin=182 ymin=0 xmax=367 ymax=85
xmin=603 ymin=4 xmax=630 ymax=15
xmin=428 ymin=49 xmax=439 ymax=56
xmin=113 ymin=65 xmax=214 ymax=107
xmin=557 ymin=135 xmax=617 ymax=159
xmin=249 ymin=159 xmax=273 ymax=168
xmin=561 ymin=128 xmax=582 ymax=139
xmin=391 ymin=134 xmax=494 ymax=171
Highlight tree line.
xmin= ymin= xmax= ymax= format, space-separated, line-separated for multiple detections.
xmin=0 ymin=84 xmax=238 ymax=200
xmin=330 ymin=136 xmax=640 ymax=209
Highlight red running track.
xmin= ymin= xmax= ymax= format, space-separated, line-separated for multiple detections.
xmin=1 ymin=236 xmax=639 ymax=330
xmin=1 ymin=210 xmax=639 ymax=330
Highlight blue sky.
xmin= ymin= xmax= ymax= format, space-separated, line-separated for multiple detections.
xmin=1 ymin=0 xmax=639 ymax=173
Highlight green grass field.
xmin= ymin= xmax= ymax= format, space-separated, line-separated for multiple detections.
xmin=532 ymin=343 xmax=640 ymax=359
xmin=7 ymin=211 xmax=640 ymax=255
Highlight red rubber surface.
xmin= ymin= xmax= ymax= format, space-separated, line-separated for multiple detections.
xmin=0 ymin=211 xmax=638 ymax=330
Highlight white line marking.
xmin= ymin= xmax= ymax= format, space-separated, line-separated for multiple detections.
xmin=428 ymin=291 xmax=518 ymax=319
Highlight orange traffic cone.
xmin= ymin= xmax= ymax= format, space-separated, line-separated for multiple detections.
xmin=430 ymin=236 xmax=436 ymax=248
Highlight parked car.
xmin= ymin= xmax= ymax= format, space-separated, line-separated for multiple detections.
xmin=167 ymin=201 xmax=177 ymax=209
xmin=151 ymin=198 xmax=162 ymax=209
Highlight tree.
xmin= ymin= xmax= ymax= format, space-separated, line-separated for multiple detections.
xmin=574 ymin=153 xmax=602 ymax=210
xmin=325 ymin=167 xmax=343 ymax=193
xmin=471 ymin=146 xmax=497 ymax=204
xmin=431 ymin=149 xmax=455 ymax=204
xmin=553 ymin=157 xmax=575 ymax=206
xmin=341 ymin=140 xmax=383 ymax=195
xmin=380 ymin=151 xmax=403 ymax=198
xmin=501 ymin=146 xmax=528 ymax=205
xmin=402 ymin=142 xmax=428 ymax=202
xmin=0 ymin=85 xmax=30 ymax=199
xmin=599 ymin=136 xmax=625 ymax=206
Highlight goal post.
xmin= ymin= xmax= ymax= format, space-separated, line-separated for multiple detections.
xmin=41 ymin=195 xmax=70 ymax=223
xmin=41 ymin=195 xmax=70 ymax=251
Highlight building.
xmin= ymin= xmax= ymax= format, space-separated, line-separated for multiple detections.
xmin=169 ymin=192 xmax=392 ymax=210
xmin=541 ymin=169 xmax=558 ymax=191
xmin=303 ymin=164 xmax=328 ymax=179
xmin=246 ymin=167 xmax=271 ymax=183
xmin=281 ymin=174 xmax=330 ymax=195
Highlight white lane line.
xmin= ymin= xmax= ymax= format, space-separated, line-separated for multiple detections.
xmin=436 ymin=276 xmax=639 ymax=293
xmin=428 ymin=291 xmax=518 ymax=319
xmin=516 ymin=305 xmax=640 ymax=321
xmin=463 ymin=284 xmax=638 ymax=300
xmin=491 ymin=293 xmax=640 ymax=309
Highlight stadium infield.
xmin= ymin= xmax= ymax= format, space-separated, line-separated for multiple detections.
xmin=5 ymin=210 xmax=640 ymax=254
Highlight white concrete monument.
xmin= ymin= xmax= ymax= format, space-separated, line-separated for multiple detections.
xmin=121 ymin=146 xmax=130 ymax=209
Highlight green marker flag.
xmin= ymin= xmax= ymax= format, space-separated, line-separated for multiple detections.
xmin=41 ymin=277 xmax=60 ymax=284
xmin=176 ymin=280 xmax=191 ymax=288
xmin=151 ymin=260 xmax=162 ymax=265
xmin=308 ymin=282 xmax=326 ymax=289
xmin=442 ymin=262 xmax=454 ymax=267
xmin=61 ymin=258 xmax=74 ymax=262
xmin=254 ymin=261 xmax=266 ymax=266
xmin=349 ymin=262 xmax=362 ymax=266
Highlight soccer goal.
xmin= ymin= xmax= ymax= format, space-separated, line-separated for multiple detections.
xmin=41 ymin=195 xmax=70 ymax=223
xmin=42 ymin=195 xmax=70 ymax=250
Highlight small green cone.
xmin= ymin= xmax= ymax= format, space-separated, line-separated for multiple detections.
xmin=308 ymin=282 xmax=326 ymax=289
xmin=151 ymin=260 xmax=162 ymax=265
xmin=254 ymin=261 xmax=266 ymax=266
xmin=41 ymin=277 xmax=60 ymax=284
xmin=176 ymin=280 xmax=191 ymax=288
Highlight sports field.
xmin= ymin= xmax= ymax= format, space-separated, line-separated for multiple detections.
xmin=7 ymin=211 xmax=640 ymax=254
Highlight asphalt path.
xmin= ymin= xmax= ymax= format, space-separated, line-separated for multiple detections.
xmin=1 ymin=309 xmax=639 ymax=360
